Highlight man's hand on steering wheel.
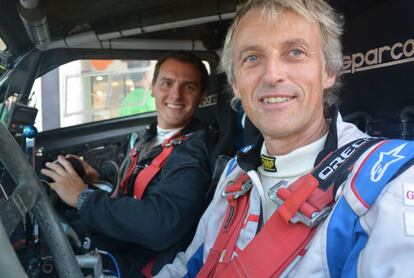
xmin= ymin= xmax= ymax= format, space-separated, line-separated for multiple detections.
xmin=65 ymin=154 xmax=100 ymax=181
xmin=41 ymin=155 xmax=87 ymax=208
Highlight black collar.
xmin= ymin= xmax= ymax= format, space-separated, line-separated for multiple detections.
xmin=236 ymin=107 xmax=340 ymax=172
xmin=315 ymin=106 xmax=339 ymax=164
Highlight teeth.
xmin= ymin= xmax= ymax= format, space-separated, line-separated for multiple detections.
xmin=263 ymin=97 xmax=291 ymax=104
xmin=166 ymin=103 xmax=184 ymax=109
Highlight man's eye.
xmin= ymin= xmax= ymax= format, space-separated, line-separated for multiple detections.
xmin=246 ymin=55 xmax=258 ymax=62
xmin=185 ymin=84 xmax=197 ymax=91
xmin=161 ymin=81 xmax=171 ymax=87
xmin=290 ymin=49 xmax=304 ymax=56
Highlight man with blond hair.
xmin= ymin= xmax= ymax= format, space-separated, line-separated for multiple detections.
xmin=157 ymin=0 xmax=414 ymax=277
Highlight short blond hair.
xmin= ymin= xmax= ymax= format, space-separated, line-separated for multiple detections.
xmin=221 ymin=0 xmax=344 ymax=109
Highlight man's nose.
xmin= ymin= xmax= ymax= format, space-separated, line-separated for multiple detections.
xmin=169 ymin=83 xmax=182 ymax=99
xmin=262 ymin=56 xmax=286 ymax=85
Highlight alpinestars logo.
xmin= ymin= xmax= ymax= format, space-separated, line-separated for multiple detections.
xmin=342 ymin=38 xmax=414 ymax=74
xmin=370 ymin=143 xmax=406 ymax=182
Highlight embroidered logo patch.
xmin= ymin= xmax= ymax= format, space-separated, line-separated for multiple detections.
xmin=370 ymin=143 xmax=406 ymax=182
xmin=403 ymin=182 xmax=414 ymax=206
xmin=261 ymin=154 xmax=277 ymax=172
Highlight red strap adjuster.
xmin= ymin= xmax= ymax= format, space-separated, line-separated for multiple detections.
xmin=222 ymin=174 xmax=252 ymax=202
xmin=269 ymin=174 xmax=332 ymax=227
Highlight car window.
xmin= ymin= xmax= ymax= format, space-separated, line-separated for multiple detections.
xmin=30 ymin=59 xmax=157 ymax=132
xmin=30 ymin=59 xmax=211 ymax=132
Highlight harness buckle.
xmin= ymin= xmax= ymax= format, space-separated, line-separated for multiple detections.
xmin=269 ymin=181 xmax=331 ymax=228
xmin=289 ymin=206 xmax=331 ymax=228
xmin=222 ymin=179 xmax=253 ymax=200
xmin=164 ymin=138 xmax=184 ymax=147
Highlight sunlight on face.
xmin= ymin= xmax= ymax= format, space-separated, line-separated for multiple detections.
xmin=232 ymin=9 xmax=335 ymax=154
xmin=151 ymin=59 xmax=205 ymax=129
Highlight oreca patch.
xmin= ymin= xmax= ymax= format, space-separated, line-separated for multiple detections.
xmin=261 ymin=154 xmax=277 ymax=172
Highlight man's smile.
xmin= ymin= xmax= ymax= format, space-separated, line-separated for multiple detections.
xmin=166 ymin=103 xmax=185 ymax=109
xmin=261 ymin=96 xmax=295 ymax=104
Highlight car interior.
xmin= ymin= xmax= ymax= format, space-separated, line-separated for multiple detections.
xmin=0 ymin=0 xmax=413 ymax=277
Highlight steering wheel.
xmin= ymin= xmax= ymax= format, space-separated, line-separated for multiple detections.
xmin=0 ymin=123 xmax=83 ymax=278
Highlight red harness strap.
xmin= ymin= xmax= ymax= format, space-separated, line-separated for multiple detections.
xmin=119 ymin=147 xmax=140 ymax=194
xmin=118 ymin=133 xmax=187 ymax=276
xmin=197 ymin=174 xmax=252 ymax=277
xmin=119 ymin=133 xmax=187 ymax=199
xmin=133 ymin=133 xmax=186 ymax=199
xmin=199 ymin=174 xmax=333 ymax=278
xmin=141 ymin=257 xmax=156 ymax=278
xmin=198 ymin=138 xmax=381 ymax=277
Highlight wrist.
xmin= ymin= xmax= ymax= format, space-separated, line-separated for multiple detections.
xmin=76 ymin=189 xmax=94 ymax=210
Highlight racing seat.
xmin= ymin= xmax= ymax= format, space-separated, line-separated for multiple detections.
xmin=195 ymin=72 xmax=236 ymax=170
xmin=195 ymin=72 xmax=237 ymax=203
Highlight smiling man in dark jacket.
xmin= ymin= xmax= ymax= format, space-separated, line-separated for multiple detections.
xmin=41 ymin=51 xmax=217 ymax=277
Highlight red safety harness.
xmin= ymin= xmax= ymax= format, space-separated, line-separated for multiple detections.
xmin=120 ymin=132 xmax=187 ymax=199
xmin=198 ymin=137 xmax=380 ymax=278
xmin=118 ymin=132 xmax=188 ymax=277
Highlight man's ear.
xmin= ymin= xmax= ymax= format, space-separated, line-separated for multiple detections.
xmin=232 ymin=83 xmax=241 ymax=98
xmin=199 ymin=90 xmax=207 ymax=104
xmin=323 ymin=70 xmax=336 ymax=90
xmin=150 ymin=84 xmax=155 ymax=97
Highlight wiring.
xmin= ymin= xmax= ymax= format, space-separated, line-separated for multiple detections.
xmin=97 ymin=249 xmax=121 ymax=278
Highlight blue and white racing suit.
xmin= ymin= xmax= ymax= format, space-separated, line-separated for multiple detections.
xmin=157 ymin=114 xmax=414 ymax=278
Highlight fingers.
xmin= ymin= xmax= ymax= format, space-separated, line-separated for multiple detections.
xmin=56 ymin=156 xmax=77 ymax=175
xmin=40 ymin=167 xmax=61 ymax=182
xmin=65 ymin=154 xmax=80 ymax=160
xmin=65 ymin=154 xmax=98 ymax=179
xmin=42 ymin=161 xmax=66 ymax=179
xmin=41 ymin=156 xmax=78 ymax=181
xmin=41 ymin=154 xmax=99 ymax=183
xmin=66 ymin=154 xmax=88 ymax=169
xmin=40 ymin=157 xmax=88 ymax=208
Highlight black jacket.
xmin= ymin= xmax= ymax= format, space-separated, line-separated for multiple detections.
xmin=78 ymin=119 xmax=217 ymax=275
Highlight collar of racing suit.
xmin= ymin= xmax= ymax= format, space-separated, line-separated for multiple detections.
xmin=142 ymin=117 xmax=206 ymax=143
xmin=236 ymin=107 xmax=340 ymax=172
